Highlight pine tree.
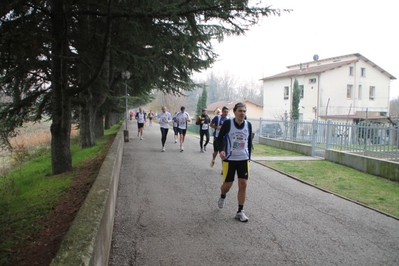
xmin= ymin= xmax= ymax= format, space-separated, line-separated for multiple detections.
xmin=196 ymin=88 xmax=208 ymax=116
xmin=292 ymin=79 xmax=300 ymax=120
xmin=291 ymin=79 xmax=300 ymax=139
xmin=0 ymin=1 xmax=283 ymax=174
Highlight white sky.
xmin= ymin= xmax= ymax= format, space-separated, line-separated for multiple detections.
xmin=202 ymin=0 xmax=399 ymax=99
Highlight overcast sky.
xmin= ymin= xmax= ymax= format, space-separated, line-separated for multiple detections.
xmin=202 ymin=0 xmax=399 ymax=99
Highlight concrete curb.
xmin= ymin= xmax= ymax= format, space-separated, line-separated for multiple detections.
xmin=51 ymin=125 xmax=124 ymax=265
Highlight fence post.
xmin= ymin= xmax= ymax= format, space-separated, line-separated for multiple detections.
xmin=326 ymin=120 xmax=333 ymax=150
xmin=396 ymin=126 xmax=399 ymax=161
xmin=311 ymin=119 xmax=317 ymax=156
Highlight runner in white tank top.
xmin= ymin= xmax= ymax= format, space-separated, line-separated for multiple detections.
xmin=215 ymin=103 xmax=252 ymax=222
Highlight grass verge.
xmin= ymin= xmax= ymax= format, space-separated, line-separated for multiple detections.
xmin=252 ymin=143 xmax=399 ymax=218
xmin=0 ymin=123 xmax=121 ymax=265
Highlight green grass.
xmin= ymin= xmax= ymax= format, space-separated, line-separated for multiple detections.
xmin=253 ymin=144 xmax=399 ymax=218
xmin=252 ymin=143 xmax=302 ymax=156
xmin=0 ymin=122 xmax=121 ymax=265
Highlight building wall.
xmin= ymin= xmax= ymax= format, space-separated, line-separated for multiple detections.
xmin=262 ymin=78 xmax=293 ymax=119
xmin=262 ymin=55 xmax=392 ymax=121
xmin=293 ymin=74 xmax=319 ymax=120
xmin=208 ymin=101 xmax=263 ymax=120
xmin=245 ymin=103 xmax=264 ymax=119
xmin=318 ymin=59 xmax=390 ymax=118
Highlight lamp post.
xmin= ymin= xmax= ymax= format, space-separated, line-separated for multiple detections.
xmin=121 ymin=70 xmax=131 ymax=142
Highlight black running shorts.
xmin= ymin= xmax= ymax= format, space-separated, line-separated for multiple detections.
xmin=178 ymin=128 xmax=187 ymax=136
xmin=222 ymin=160 xmax=250 ymax=182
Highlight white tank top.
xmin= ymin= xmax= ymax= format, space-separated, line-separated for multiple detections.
xmin=225 ymin=119 xmax=250 ymax=161
xmin=137 ymin=112 xmax=145 ymax=123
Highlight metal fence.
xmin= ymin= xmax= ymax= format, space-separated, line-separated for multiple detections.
xmin=186 ymin=117 xmax=399 ymax=161
xmin=246 ymin=118 xmax=399 ymax=162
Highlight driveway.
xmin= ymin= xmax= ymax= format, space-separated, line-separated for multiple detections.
xmin=109 ymin=121 xmax=399 ymax=266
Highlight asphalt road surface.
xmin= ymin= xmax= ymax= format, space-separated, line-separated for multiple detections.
xmin=109 ymin=120 xmax=399 ymax=266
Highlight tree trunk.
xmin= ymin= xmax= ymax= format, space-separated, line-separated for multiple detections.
xmin=95 ymin=111 xmax=104 ymax=137
xmin=79 ymin=90 xmax=96 ymax=148
xmin=79 ymin=15 xmax=110 ymax=146
xmin=104 ymin=113 xmax=111 ymax=129
xmin=50 ymin=0 xmax=72 ymax=175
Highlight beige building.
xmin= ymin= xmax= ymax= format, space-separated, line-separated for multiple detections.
xmin=261 ymin=53 xmax=396 ymax=122
xmin=206 ymin=99 xmax=263 ymax=119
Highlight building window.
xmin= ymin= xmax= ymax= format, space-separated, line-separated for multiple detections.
xmin=361 ymin=67 xmax=366 ymax=77
xmin=369 ymin=86 xmax=375 ymax=100
xmin=349 ymin=66 xmax=354 ymax=76
xmin=309 ymin=78 xmax=316 ymax=84
xmin=284 ymin=86 xmax=289 ymax=99
xmin=299 ymin=85 xmax=304 ymax=98
xmin=358 ymin=85 xmax=362 ymax=100
xmin=347 ymin=85 xmax=353 ymax=99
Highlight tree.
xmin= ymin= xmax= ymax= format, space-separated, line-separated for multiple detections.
xmin=153 ymin=91 xmax=189 ymax=115
xmin=196 ymin=88 xmax=208 ymax=116
xmin=0 ymin=1 xmax=284 ymax=174
xmin=193 ymin=71 xmax=263 ymax=106
xmin=389 ymin=96 xmax=399 ymax=124
xmin=291 ymin=79 xmax=300 ymax=139
xmin=291 ymin=79 xmax=300 ymax=120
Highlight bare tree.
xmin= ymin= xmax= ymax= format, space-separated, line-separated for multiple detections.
xmin=389 ymin=96 xmax=399 ymax=119
xmin=153 ymin=92 xmax=189 ymax=115
xmin=236 ymin=79 xmax=263 ymax=104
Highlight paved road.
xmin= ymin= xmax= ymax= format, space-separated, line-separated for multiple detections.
xmin=109 ymin=120 xmax=399 ymax=266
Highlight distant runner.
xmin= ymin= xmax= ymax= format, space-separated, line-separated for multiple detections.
xmin=157 ymin=106 xmax=172 ymax=152
xmin=209 ymin=106 xmax=229 ymax=173
xmin=175 ymin=106 xmax=191 ymax=152
xmin=135 ymin=107 xmax=146 ymax=140
xmin=196 ymin=108 xmax=211 ymax=152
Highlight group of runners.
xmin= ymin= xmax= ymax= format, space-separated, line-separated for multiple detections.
xmin=131 ymin=103 xmax=252 ymax=222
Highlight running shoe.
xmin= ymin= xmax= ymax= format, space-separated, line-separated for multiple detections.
xmin=210 ymin=160 xmax=215 ymax=168
xmin=162 ymin=146 xmax=165 ymax=152
xmin=180 ymin=146 xmax=184 ymax=152
xmin=218 ymin=197 xmax=225 ymax=209
xmin=140 ymin=137 xmax=143 ymax=140
xmin=174 ymin=140 xmax=177 ymax=143
xmin=235 ymin=211 xmax=249 ymax=222
xmin=204 ymin=146 xmax=207 ymax=152
xmin=200 ymin=149 xmax=204 ymax=153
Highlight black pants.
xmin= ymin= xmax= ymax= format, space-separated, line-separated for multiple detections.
xmin=199 ymin=129 xmax=210 ymax=149
xmin=160 ymin=128 xmax=169 ymax=146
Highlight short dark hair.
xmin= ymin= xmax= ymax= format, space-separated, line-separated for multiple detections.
xmin=233 ymin=102 xmax=246 ymax=112
xmin=222 ymin=106 xmax=229 ymax=111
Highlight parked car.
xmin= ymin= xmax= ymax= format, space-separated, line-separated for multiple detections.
xmin=260 ymin=123 xmax=283 ymax=138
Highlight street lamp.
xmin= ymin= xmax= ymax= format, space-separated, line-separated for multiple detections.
xmin=121 ymin=70 xmax=131 ymax=142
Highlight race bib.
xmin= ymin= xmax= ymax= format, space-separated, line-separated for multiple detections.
xmin=231 ymin=133 xmax=246 ymax=150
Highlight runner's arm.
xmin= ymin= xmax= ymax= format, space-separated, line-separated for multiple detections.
xmin=210 ymin=117 xmax=217 ymax=128
xmin=248 ymin=122 xmax=252 ymax=160
xmin=195 ymin=116 xmax=201 ymax=125
xmin=216 ymin=119 xmax=230 ymax=153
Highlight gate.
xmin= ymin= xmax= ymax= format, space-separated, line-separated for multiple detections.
xmin=311 ymin=119 xmax=330 ymax=158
